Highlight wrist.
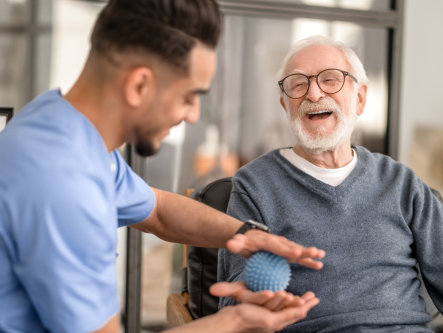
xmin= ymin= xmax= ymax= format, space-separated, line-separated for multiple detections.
xmin=222 ymin=306 xmax=248 ymax=333
xmin=235 ymin=220 xmax=270 ymax=234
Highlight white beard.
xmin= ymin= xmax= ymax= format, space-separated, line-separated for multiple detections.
xmin=286 ymin=94 xmax=358 ymax=152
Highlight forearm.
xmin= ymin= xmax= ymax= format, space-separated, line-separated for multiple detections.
xmin=131 ymin=188 xmax=242 ymax=248
xmin=93 ymin=315 xmax=119 ymax=333
xmin=163 ymin=307 xmax=242 ymax=333
xmin=163 ymin=295 xmax=317 ymax=333
xmin=132 ymin=189 xmax=325 ymax=268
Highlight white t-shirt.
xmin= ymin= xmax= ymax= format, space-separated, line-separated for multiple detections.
xmin=279 ymin=147 xmax=358 ymax=186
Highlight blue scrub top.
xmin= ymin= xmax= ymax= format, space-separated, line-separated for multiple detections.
xmin=0 ymin=90 xmax=155 ymax=332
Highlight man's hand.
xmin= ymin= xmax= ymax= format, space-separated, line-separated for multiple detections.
xmin=210 ymin=281 xmax=317 ymax=312
xmin=210 ymin=281 xmax=319 ymax=332
xmin=165 ymin=297 xmax=318 ymax=333
xmin=227 ymin=230 xmax=325 ymax=269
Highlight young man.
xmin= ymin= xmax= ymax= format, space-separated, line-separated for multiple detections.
xmin=0 ymin=1 xmax=326 ymax=332
xmin=218 ymin=35 xmax=443 ymax=332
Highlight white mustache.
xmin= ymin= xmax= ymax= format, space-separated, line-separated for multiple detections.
xmin=297 ymin=97 xmax=341 ymax=117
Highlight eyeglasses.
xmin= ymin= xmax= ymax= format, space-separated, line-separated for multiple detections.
xmin=278 ymin=68 xmax=358 ymax=99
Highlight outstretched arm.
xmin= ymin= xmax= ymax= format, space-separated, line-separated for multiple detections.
xmin=164 ymin=298 xmax=318 ymax=333
xmin=92 ymin=284 xmax=319 ymax=333
xmin=131 ymin=188 xmax=324 ymax=266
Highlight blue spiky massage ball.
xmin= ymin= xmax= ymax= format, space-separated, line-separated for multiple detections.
xmin=244 ymin=251 xmax=291 ymax=292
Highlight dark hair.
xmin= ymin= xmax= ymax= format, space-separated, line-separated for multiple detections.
xmin=90 ymin=0 xmax=222 ymax=73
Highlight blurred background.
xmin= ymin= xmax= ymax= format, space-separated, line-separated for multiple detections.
xmin=0 ymin=0 xmax=442 ymax=331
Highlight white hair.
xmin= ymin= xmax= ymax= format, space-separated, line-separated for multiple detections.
xmin=277 ymin=35 xmax=368 ymax=87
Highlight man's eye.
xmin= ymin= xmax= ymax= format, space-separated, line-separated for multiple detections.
xmin=185 ymin=96 xmax=195 ymax=105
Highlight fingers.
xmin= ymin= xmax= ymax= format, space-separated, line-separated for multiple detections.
xmin=210 ymin=281 xmax=274 ymax=305
xmin=226 ymin=235 xmax=254 ymax=257
xmin=211 ymin=282 xmax=318 ymax=314
xmin=226 ymin=232 xmax=325 ymax=269
xmin=209 ymin=281 xmax=244 ymax=297
xmin=257 ymin=294 xmax=319 ymax=331
xmin=272 ymin=294 xmax=319 ymax=328
xmin=300 ymin=291 xmax=316 ymax=302
xmin=231 ymin=294 xmax=320 ymax=332
xmin=297 ymin=257 xmax=324 ymax=269
xmin=262 ymin=291 xmax=297 ymax=311
xmin=297 ymin=247 xmax=326 ymax=263
xmin=262 ymin=291 xmax=318 ymax=312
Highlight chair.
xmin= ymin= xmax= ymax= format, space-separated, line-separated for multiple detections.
xmin=423 ymin=188 xmax=443 ymax=332
xmin=166 ymin=177 xmax=232 ymax=327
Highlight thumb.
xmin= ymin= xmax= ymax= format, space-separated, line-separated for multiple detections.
xmin=209 ymin=281 xmax=244 ymax=297
xmin=226 ymin=234 xmax=253 ymax=256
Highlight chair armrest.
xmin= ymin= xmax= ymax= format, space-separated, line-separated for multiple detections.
xmin=166 ymin=292 xmax=193 ymax=328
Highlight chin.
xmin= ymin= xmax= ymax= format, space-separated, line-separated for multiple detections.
xmin=298 ymin=135 xmax=342 ymax=152
xmin=135 ymin=140 xmax=160 ymax=157
xmin=292 ymin=114 xmax=358 ymax=152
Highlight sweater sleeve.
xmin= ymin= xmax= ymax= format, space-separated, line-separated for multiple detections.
xmin=410 ymin=180 xmax=443 ymax=313
xmin=217 ymin=174 xmax=266 ymax=308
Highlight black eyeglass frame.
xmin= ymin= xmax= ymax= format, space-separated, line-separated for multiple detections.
xmin=278 ymin=68 xmax=358 ymax=99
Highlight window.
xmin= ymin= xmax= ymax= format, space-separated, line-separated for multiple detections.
xmin=0 ymin=0 xmax=52 ymax=112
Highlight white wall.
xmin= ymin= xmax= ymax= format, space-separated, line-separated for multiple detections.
xmin=400 ymin=0 xmax=443 ymax=165
xmin=50 ymin=0 xmax=104 ymax=92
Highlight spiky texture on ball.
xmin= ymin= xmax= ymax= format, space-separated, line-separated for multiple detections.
xmin=244 ymin=251 xmax=291 ymax=292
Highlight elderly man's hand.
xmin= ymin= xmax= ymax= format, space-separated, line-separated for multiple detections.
xmin=227 ymin=230 xmax=325 ymax=269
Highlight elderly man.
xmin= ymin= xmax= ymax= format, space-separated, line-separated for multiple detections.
xmin=218 ymin=35 xmax=443 ymax=332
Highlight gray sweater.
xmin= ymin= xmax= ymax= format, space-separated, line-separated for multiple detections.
xmin=218 ymin=146 xmax=443 ymax=332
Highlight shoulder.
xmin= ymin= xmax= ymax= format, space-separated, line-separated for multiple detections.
xmin=6 ymin=90 xmax=105 ymax=150
xmin=232 ymin=148 xmax=288 ymax=192
xmin=354 ymin=145 xmax=432 ymax=198
xmin=355 ymin=145 xmax=414 ymax=177
xmin=236 ymin=149 xmax=286 ymax=176
xmin=1 ymin=90 xmax=111 ymax=184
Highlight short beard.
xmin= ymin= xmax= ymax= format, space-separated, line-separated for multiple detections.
xmin=135 ymin=139 xmax=159 ymax=157
xmin=286 ymin=94 xmax=358 ymax=153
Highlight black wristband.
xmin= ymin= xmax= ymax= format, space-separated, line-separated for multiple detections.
xmin=235 ymin=220 xmax=270 ymax=234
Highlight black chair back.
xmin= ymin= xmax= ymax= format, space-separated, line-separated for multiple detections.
xmin=186 ymin=177 xmax=232 ymax=319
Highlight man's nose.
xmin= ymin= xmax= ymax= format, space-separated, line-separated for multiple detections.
xmin=185 ymin=100 xmax=200 ymax=124
xmin=305 ymin=78 xmax=325 ymax=102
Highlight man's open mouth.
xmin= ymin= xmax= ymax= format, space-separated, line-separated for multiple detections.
xmin=307 ymin=110 xmax=333 ymax=120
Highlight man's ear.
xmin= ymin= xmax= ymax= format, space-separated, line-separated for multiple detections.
xmin=356 ymin=84 xmax=367 ymax=116
xmin=124 ymin=66 xmax=155 ymax=107
xmin=280 ymin=95 xmax=288 ymax=112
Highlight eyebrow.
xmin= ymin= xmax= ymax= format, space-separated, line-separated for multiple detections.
xmin=286 ymin=68 xmax=305 ymax=74
xmin=190 ymin=88 xmax=210 ymax=95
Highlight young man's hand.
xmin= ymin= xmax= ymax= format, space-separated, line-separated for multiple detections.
xmin=211 ymin=281 xmax=318 ymax=312
xmin=210 ymin=281 xmax=319 ymax=332
xmin=227 ymin=230 xmax=325 ymax=269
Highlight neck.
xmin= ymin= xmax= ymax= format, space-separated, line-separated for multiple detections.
xmin=64 ymin=60 xmax=126 ymax=152
xmin=293 ymin=141 xmax=354 ymax=168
